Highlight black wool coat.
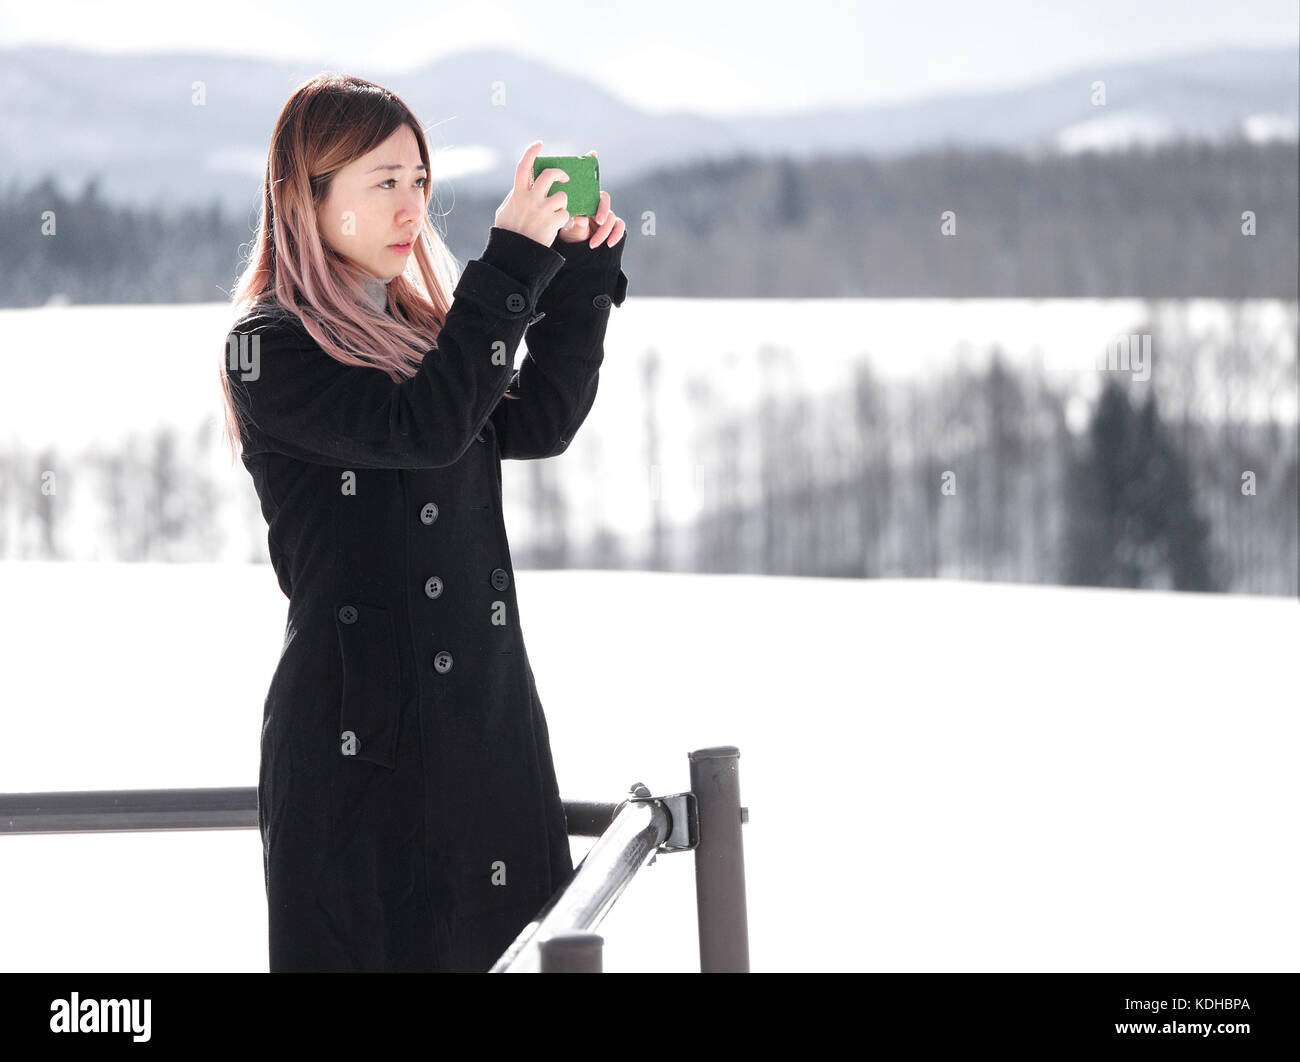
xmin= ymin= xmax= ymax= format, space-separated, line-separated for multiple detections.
xmin=224 ymin=226 xmax=628 ymax=972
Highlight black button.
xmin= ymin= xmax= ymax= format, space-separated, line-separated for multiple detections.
xmin=433 ymin=650 xmax=453 ymax=674
xmin=490 ymin=567 xmax=509 ymax=591
xmin=593 ymin=293 xmax=612 ymax=310
xmin=420 ymin=502 xmax=439 ymax=525
xmin=506 ymin=293 xmax=526 ymax=313
xmin=424 ymin=576 xmax=443 ymax=599
xmin=338 ymin=605 xmax=358 ymax=624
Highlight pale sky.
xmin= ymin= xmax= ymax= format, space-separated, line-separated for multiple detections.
xmin=0 ymin=0 xmax=1295 ymax=116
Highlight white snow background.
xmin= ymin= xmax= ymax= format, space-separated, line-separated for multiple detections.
xmin=1 ymin=565 xmax=1295 ymax=972
xmin=0 ymin=297 xmax=1296 ymax=971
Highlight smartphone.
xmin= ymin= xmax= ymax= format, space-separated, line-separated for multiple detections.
xmin=532 ymin=154 xmax=600 ymax=217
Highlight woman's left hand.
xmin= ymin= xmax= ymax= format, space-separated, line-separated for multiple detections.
xmin=557 ymin=150 xmax=626 ymax=248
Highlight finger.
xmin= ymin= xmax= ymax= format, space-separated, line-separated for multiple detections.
xmin=595 ymin=189 xmax=611 ymax=225
xmin=543 ymin=187 xmax=569 ymax=218
xmin=608 ymin=217 xmax=626 ymax=246
xmin=515 ymin=141 xmax=543 ymax=193
xmin=589 ymin=210 xmax=617 ymax=247
xmin=533 ymin=166 xmax=571 ymax=199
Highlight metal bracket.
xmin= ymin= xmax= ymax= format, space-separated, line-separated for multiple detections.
xmin=620 ymin=784 xmax=699 ymax=856
xmin=615 ymin=781 xmax=748 ymax=864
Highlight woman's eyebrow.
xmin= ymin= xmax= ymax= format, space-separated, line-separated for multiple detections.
xmin=366 ymin=162 xmax=429 ymax=173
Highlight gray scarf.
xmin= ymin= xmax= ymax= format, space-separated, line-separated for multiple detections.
xmin=362 ymin=273 xmax=393 ymax=313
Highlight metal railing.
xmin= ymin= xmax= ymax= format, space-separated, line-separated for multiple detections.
xmin=0 ymin=745 xmax=749 ymax=972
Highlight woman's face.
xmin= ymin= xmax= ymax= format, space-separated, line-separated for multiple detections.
xmin=316 ymin=124 xmax=427 ymax=280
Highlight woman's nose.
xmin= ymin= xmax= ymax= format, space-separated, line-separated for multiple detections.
xmin=396 ymin=193 xmax=424 ymax=226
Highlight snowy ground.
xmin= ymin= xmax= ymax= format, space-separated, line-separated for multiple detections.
xmin=0 ymin=561 xmax=1295 ymax=972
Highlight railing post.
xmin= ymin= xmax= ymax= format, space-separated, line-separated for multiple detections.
xmin=539 ymin=932 xmax=604 ymax=972
xmin=688 ymin=746 xmax=749 ymax=972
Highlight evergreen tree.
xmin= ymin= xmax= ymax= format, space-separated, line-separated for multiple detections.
xmin=1065 ymin=379 xmax=1215 ymax=590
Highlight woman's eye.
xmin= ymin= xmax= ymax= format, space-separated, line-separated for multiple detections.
xmin=379 ymin=177 xmax=428 ymax=189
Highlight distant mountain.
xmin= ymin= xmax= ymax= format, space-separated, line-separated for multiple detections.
xmin=0 ymin=43 xmax=1294 ymax=215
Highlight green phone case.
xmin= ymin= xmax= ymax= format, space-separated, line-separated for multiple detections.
xmin=532 ymin=154 xmax=600 ymax=217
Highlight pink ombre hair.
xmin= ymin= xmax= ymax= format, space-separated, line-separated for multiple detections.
xmin=219 ymin=73 xmax=462 ymax=461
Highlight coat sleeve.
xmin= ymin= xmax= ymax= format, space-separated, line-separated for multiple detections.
xmin=489 ymin=231 xmax=628 ymax=460
xmin=224 ymin=226 xmax=566 ymax=469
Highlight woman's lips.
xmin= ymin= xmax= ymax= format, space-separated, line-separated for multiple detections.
xmin=389 ymin=242 xmax=412 ymax=254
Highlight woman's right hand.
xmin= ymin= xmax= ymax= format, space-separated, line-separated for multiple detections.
xmin=494 ymin=140 xmax=571 ymax=248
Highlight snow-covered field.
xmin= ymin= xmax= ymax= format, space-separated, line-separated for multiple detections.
xmin=0 ymin=298 xmax=1293 ymax=560
xmin=1 ymin=561 xmax=1295 ymax=972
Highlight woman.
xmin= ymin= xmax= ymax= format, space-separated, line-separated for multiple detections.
xmin=218 ymin=73 xmax=628 ymax=972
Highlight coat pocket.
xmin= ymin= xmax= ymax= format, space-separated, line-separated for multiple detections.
xmin=431 ymin=666 xmax=551 ymax=920
xmin=334 ymin=601 xmax=402 ymax=769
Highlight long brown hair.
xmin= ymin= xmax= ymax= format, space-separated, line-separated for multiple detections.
xmin=219 ymin=73 xmax=462 ymax=462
